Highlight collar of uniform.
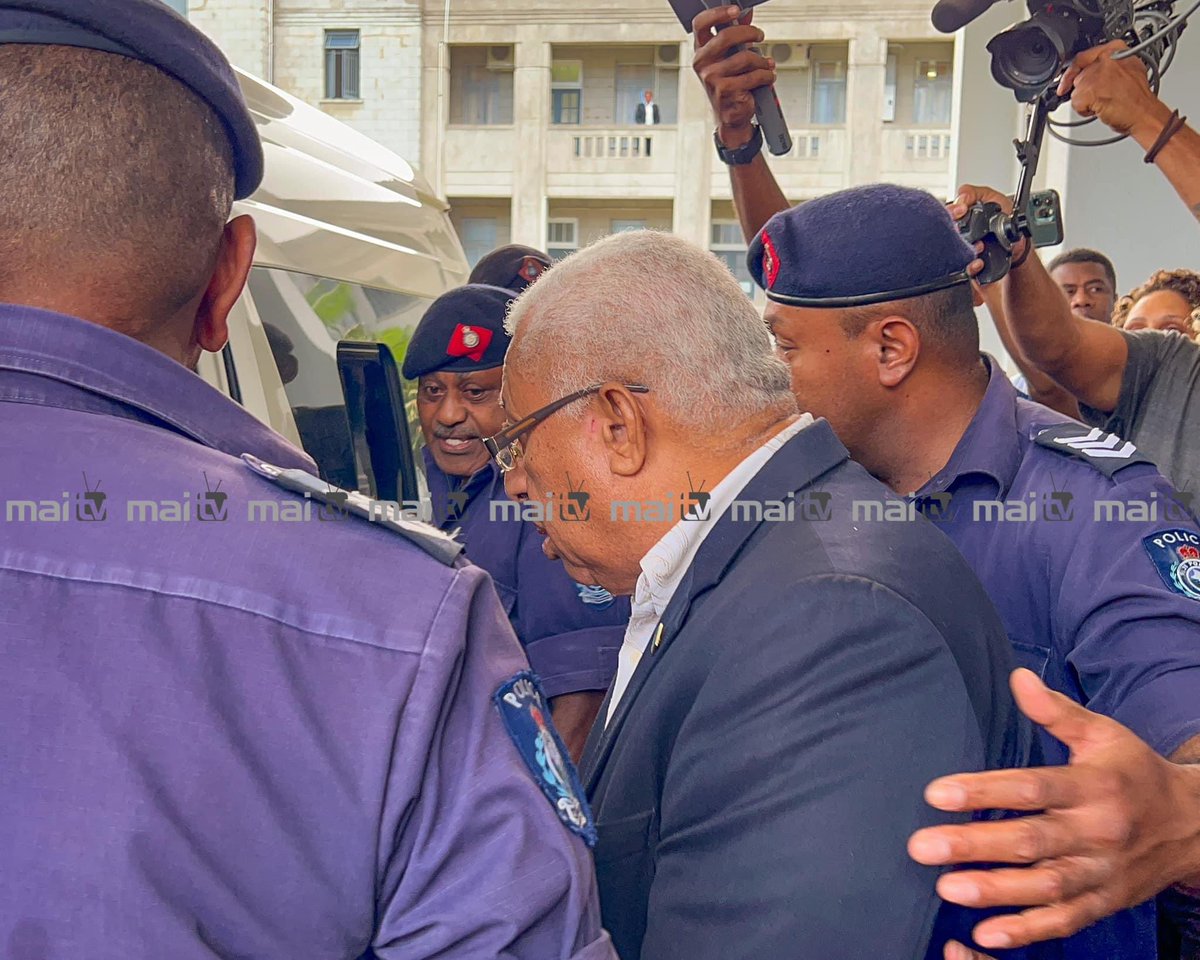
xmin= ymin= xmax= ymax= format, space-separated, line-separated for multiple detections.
xmin=920 ymin=355 xmax=1023 ymax=500
xmin=421 ymin=445 xmax=502 ymax=528
xmin=633 ymin=414 xmax=814 ymax=623
xmin=0 ymin=303 xmax=315 ymax=472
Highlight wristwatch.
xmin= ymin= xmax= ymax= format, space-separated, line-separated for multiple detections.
xmin=714 ymin=124 xmax=763 ymax=166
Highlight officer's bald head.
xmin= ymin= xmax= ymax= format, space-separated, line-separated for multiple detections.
xmin=0 ymin=45 xmax=237 ymax=337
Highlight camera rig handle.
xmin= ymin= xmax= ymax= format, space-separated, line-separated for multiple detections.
xmin=960 ymin=88 xmax=1064 ymax=284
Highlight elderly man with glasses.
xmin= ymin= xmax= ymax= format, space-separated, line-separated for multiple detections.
xmin=484 ymin=228 xmax=1035 ymax=960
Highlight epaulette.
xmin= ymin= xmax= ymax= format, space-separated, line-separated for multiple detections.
xmin=1032 ymin=425 xmax=1156 ymax=479
xmin=241 ymin=454 xmax=464 ymax=566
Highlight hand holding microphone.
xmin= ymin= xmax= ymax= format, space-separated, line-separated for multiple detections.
xmin=676 ymin=0 xmax=793 ymax=157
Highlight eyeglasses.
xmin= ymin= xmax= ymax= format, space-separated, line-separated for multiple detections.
xmin=483 ymin=383 xmax=650 ymax=473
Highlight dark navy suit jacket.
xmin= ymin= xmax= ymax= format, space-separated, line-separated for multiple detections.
xmin=580 ymin=420 xmax=1033 ymax=960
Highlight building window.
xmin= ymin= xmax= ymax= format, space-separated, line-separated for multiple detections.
xmin=460 ymin=218 xmax=499 ymax=269
xmin=552 ymin=60 xmax=583 ymax=125
xmin=811 ymin=61 xmax=846 ymax=125
xmin=611 ymin=219 xmax=646 ymax=233
xmin=914 ymin=60 xmax=953 ymax=125
xmin=324 ymin=30 xmax=361 ymax=100
xmin=711 ymin=221 xmax=753 ymax=297
xmin=616 ymin=64 xmax=654 ymax=126
xmin=450 ymin=47 xmax=515 ymax=125
xmin=547 ymin=219 xmax=579 ymax=261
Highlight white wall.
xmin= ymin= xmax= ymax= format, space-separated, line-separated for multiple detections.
xmin=1052 ymin=25 xmax=1200 ymax=290
xmin=190 ymin=0 xmax=271 ymax=79
xmin=189 ymin=0 xmax=423 ymax=162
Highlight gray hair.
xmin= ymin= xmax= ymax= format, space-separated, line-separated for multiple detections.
xmin=504 ymin=230 xmax=796 ymax=434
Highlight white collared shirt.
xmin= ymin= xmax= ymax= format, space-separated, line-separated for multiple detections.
xmin=643 ymin=100 xmax=656 ymax=125
xmin=605 ymin=414 xmax=815 ymax=724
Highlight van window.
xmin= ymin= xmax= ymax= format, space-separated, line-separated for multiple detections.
xmin=247 ymin=267 xmax=430 ymax=489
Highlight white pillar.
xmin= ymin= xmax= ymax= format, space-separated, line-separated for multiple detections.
xmin=511 ymin=36 xmax=551 ymax=252
xmin=673 ymin=41 xmax=713 ymax=248
xmin=846 ymin=25 xmax=888 ymax=184
xmin=421 ymin=23 xmax=449 ymax=198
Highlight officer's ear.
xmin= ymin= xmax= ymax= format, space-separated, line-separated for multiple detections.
xmin=873 ymin=315 xmax=920 ymax=389
xmin=594 ymin=383 xmax=648 ymax=478
xmin=195 ymin=215 xmax=257 ymax=353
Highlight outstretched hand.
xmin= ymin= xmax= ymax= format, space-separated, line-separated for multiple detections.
xmin=909 ymin=669 xmax=1200 ymax=950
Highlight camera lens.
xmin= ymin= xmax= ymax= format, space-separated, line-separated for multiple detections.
xmin=987 ymin=9 xmax=1080 ymax=102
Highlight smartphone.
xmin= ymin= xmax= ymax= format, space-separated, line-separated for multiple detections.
xmin=1027 ymin=189 xmax=1064 ymax=248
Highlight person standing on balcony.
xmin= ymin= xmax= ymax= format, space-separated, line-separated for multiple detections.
xmin=634 ymin=89 xmax=659 ymax=125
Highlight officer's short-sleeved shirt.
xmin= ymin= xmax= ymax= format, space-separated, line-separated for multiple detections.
xmin=918 ymin=357 xmax=1200 ymax=960
xmin=1080 ymin=328 xmax=1200 ymax=491
xmin=424 ymin=449 xmax=629 ymax=698
xmin=0 ymin=305 xmax=614 ymax=960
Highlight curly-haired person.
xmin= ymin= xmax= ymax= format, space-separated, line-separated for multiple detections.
xmin=1112 ymin=269 xmax=1200 ymax=339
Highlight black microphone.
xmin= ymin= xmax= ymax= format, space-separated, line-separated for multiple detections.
xmin=931 ymin=0 xmax=1005 ymax=33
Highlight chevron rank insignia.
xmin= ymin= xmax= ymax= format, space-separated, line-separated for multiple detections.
xmin=1033 ymin=426 xmax=1154 ymax=479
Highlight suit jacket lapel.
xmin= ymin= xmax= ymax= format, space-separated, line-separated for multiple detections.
xmin=581 ymin=565 xmax=697 ymax=792
xmin=580 ymin=420 xmax=850 ymax=795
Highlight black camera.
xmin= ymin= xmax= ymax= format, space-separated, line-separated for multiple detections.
xmin=988 ymin=0 xmax=1134 ymax=101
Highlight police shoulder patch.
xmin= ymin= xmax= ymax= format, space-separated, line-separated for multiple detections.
xmin=493 ymin=671 xmax=597 ymax=846
xmin=1143 ymin=529 xmax=1200 ymax=600
xmin=1033 ymin=425 xmax=1154 ymax=479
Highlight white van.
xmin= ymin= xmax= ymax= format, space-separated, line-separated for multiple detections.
xmin=197 ymin=69 xmax=468 ymax=495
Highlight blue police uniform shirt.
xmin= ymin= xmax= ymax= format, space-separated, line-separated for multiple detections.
xmin=917 ymin=357 xmax=1200 ymax=960
xmin=423 ymin=448 xmax=629 ymax=698
xmin=0 ymin=305 xmax=614 ymax=959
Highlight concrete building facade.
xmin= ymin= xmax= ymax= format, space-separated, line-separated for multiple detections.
xmin=191 ymin=0 xmax=957 ymax=283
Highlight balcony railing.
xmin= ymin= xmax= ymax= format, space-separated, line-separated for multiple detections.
xmin=547 ymin=127 xmax=678 ymax=197
xmin=782 ymin=132 xmax=825 ymax=160
xmin=713 ymin=128 xmax=848 ymax=198
xmin=571 ymin=130 xmax=657 ymax=159
xmin=880 ymin=127 xmax=954 ymax=191
xmin=904 ymin=131 xmax=952 ymax=160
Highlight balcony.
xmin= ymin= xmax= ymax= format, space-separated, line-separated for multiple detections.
xmin=711 ymin=128 xmax=849 ymax=200
xmin=546 ymin=127 xmax=679 ymax=198
xmin=443 ymin=126 xmax=516 ymax=197
xmin=881 ymin=128 xmax=953 ymax=192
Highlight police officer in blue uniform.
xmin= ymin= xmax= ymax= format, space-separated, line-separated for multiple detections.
xmin=750 ymin=183 xmax=1200 ymax=960
xmin=402 ymin=284 xmax=630 ymax=759
xmin=0 ymin=4 xmax=614 ymax=957
xmin=468 ymin=243 xmax=552 ymax=294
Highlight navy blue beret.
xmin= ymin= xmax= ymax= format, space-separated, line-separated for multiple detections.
xmin=402 ymin=285 xmax=515 ymax=380
xmin=748 ymin=184 xmax=976 ymax=308
xmin=468 ymin=244 xmax=552 ymax=294
xmin=0 ymin=0 xmax=263 ymax=200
